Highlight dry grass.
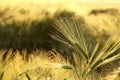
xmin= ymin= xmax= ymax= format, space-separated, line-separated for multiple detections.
xmin=0 ymin=49 xmax=119 ymax=80
xmin=0 ymin=1 xmax=120 ymax=80
xmin=0 ymin=49 xmax=73 ymax=80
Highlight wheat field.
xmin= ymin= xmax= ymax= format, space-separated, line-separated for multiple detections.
xmin=0 ymin=0 xmax=120 ymax=80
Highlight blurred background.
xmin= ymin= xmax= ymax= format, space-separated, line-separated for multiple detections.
xmin=0 ymin=0 xmax=120 ymax=51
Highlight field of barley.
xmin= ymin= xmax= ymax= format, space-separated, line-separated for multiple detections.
xmin=0 ymin=0 xmax=120 ymax=80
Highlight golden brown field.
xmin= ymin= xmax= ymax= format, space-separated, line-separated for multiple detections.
xmin=0 ymin=0 xmax=120 ymax=80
